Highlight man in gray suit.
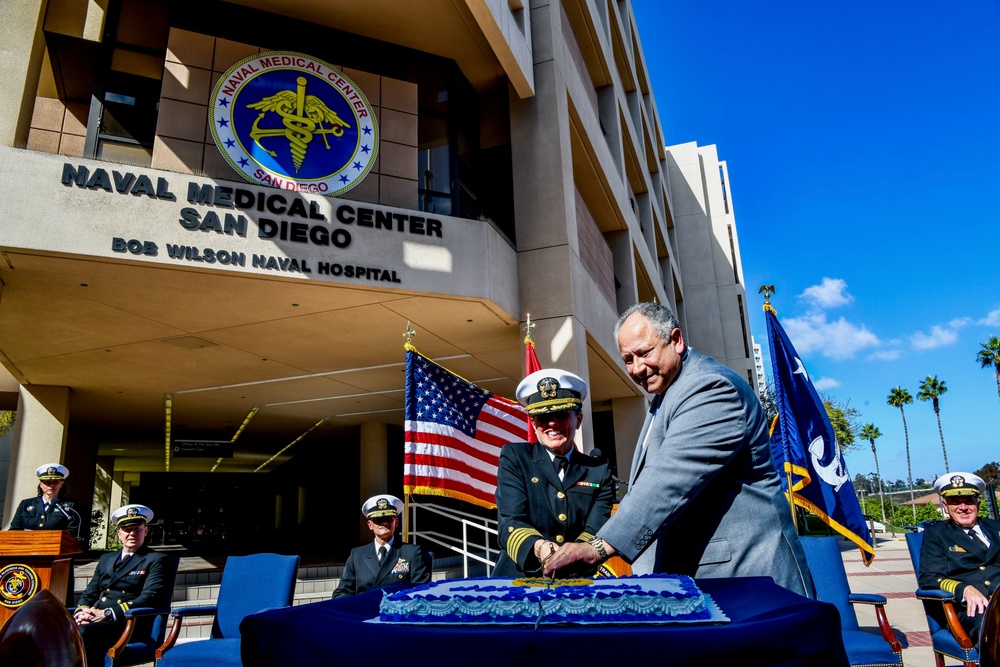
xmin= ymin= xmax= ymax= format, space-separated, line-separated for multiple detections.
xmin=544 ymin=302 xmax=814 ymax=597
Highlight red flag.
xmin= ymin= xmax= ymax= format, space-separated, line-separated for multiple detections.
xmin=524 ymin=335 xmax=541 ymax=442
xmin=404 ymin=346 xmax=529 ymax=509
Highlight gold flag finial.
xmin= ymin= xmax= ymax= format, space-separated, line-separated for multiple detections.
xmin=404 ymin=321 xmax=417 ymax=344
xmin=758 ymin=284 xmax=777 ymax=315
xmin=523 ymin=313 xmax=536 ymax=344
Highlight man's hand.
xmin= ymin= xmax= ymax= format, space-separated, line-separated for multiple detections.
xmin=963 ymin=586 xmax=990 ymax=617
xmin=542 ymin=539 xmax=617 ymax=577
xmin=73 ymin=608 xmax=104 ymax=625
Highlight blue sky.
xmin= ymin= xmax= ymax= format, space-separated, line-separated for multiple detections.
xmin=631 ymin=1 xmax=1000 ymax=485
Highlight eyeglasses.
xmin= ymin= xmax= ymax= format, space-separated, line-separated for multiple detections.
xmin=369 ymin=517 xmax=396 ymax=525
xmin=944 ymin=496 xmax=979 ymax=506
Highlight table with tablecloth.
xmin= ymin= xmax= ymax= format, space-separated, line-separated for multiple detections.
xmin=240 ymin=576 xmax=849 ymax=667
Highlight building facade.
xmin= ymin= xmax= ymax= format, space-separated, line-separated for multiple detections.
xmin=0 ymin=0 xmax=755 ymax=556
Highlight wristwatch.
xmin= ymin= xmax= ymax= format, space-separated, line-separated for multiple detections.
xmin=103 ymin=608 xmax=115 ymax=621
xmin=588 ymin=536 xmax=609 ymax=562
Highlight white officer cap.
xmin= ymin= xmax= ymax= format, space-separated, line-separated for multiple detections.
xmin=516 ymin=369 xmax=588 ymax=416
xmin=111 ymin=504 xmax=154 ymax=528
xmin=933 ymin=472 xmax=986 ymax=498
xmin=363 ymin=494 xmax=403 ymax=520
xmin=36 ymin=463 xmax=69 ymax=481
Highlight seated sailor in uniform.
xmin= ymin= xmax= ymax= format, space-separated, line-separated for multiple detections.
xmin=73 ymin=504 xmax=171 ymax=667
xmin=331 ymin=494 xmax=431 ymax=598
xmin=493 ymin=368 xmax=614 ymax=578
xmin=7 ymin=463 xmax=82 ymax=538
xmin=919 ymin=472 xmax=1000 ymax=644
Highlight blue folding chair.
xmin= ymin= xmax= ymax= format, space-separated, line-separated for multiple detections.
xmin=800 ymin=536 xmax=903 ymax=666
xmin=905 ymin=532 xmax=979 ymax=667
xmin=155 ymin=553 xmax=299 ymax=667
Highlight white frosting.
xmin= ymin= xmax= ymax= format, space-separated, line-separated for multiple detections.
xmin=380 ymin=575 xmax=709 ymax=624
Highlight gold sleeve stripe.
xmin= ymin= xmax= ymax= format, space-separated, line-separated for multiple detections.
xmin=576 ymin=532 xmax=595 ymax=543
xmin=506 ymin=527 xmax=541 ymax=558
xmin=120 ymin=601 xmax=131 ymax=612
xmin=939 ymin=579 xmax=960 ymax=595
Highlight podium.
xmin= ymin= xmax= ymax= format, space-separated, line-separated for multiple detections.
xmin=0 ymin=531 xmax=82 ymax=627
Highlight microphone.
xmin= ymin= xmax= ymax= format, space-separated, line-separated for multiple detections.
xmin=590 ymin=448 xmax=604 ymax=460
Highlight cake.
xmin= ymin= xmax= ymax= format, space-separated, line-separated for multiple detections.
xmin=379 ymin=574 xmax=712 ymax=625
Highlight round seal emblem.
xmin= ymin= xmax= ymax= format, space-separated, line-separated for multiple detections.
xmin=209 ymin=51 xmax=379 ymax=196
xmin=0 ymin=564 xmax=40 ymax=609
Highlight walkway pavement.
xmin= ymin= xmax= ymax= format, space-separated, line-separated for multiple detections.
xmin=842 ymin=533 xmax=936 ymax=667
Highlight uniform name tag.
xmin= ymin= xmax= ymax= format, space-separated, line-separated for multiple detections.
xmin=949 ymin=545 xmax=967 ymax=553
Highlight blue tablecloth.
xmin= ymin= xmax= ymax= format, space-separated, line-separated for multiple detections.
xmin=241 ymin=577 xmax=849 ymax=667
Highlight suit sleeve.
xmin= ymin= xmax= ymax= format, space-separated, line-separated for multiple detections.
xmin=8 ymin=499 xmax=28 ymax=530
xmin=76 ymin=554 xmax=111 ymax=609
xmin=919 ymin=526 xmax=973 ymax=598
xmin=495 ymin=445 xmax=543 ymax=573
xmin=599 ymin=375 xmax=749 ymax=561
xmin=331 ymin=551 xmax=358 ymax=598
xmin=408 ymin=545 xmax=430 ymax=584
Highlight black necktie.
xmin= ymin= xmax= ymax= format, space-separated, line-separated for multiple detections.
xmin=970 ymin=529 xmax=990 ymax=548
xmin=378 ymin=546 xmax=387 ymax=562
xmin=554 ymin=455 xmax=568 ymax=474
xmin=116 ymin=553 xmax=131 ymax=569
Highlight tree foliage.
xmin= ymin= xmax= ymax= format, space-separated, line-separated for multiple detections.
xmin=976 ymin=461 xmax=1000 ymax=485
xmin=822 ymin=397 xmax=860 ymax=452
xmin=977 ymin=335 xmax=1000 ymax=402
xmin=0 ymin=411 xmax=15 ymax=438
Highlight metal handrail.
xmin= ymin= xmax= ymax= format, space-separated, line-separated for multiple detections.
xmin=408 ymin=499 xmax=498 ymax=577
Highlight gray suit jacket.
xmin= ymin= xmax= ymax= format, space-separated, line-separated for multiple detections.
xmin=599 ymin=348 xmax=814 ymax=597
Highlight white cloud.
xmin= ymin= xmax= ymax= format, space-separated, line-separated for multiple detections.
xmin=910 ymin=318 xmax=972 ymax=350
xmin=813 ymin=377 xmax=840 ymax=390
xmin=782 ymin=313 xmax=880 ymax=360
xmin=978 ymin=308 xmax=1000 ymax=326
xmin=868 ymin=349 xmax=903 ymax=361
xmin=799 ymin=277 xmax=853 ymax=309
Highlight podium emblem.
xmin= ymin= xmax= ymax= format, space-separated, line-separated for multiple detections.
xmin=0 ymin=564 xmax=39 ymax=608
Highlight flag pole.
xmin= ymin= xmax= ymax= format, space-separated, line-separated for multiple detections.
xmin=761 ymin=285 xmax=799 ymax=532
xmin=402 ymin=322 xmax=417 ymax=541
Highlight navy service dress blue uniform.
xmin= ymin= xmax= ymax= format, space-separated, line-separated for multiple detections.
xmin=494 ymin=441 xmax=613 ymax=577
xmin=494 ymin=367 xmax=614 ymax=578
xmin=919 ymin=472 xmax=1000 ymax=643
xmin=8 ymin=463 xmax=82 ymax=538
xmin=74 ymin=504 xmax=170 ymax=667
xmin=331 ymin=494 xmax=431 ymax=598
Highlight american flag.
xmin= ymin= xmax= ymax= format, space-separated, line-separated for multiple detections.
xmin=404 ymin=346 xmax=529 ymax=509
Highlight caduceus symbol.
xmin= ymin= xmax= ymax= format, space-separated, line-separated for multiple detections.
xmin=246 ymin=76 xmax=352 ymax=172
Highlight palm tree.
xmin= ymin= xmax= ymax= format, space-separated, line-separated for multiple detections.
xmin=977 ymin=335 xmax=1000 ymax=402
xmin=859 ymin=423 xmax=892 ymax=536
xmin=917 ymin=375 xmax=950 ymax=473
xmin=887 ymin=386 xmax=916 ymax=523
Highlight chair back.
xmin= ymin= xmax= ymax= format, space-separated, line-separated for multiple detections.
xmin=143 ymin=555 xmax=181 ymax=645
xmin=904 ymin=532 xmax=946 ymax=635
xmin=214 ymin=553 xmax=299 ymax=639
xmin=799 ymin=536 xmax=859 ymax=632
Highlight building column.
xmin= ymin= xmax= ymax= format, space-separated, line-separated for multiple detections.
xmin=0 ymin=0 xmax=47 ymax=147
xmin=611 ymin=395 xmax=648 ymax=489
xmin=3 ymin=385 xmax=70 ymax=527
xmin=359 ymin=422 xmax=388 ymax=543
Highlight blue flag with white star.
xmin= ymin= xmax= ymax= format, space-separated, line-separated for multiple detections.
xmin=765 ymin=308 xmax=874 ymax=565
